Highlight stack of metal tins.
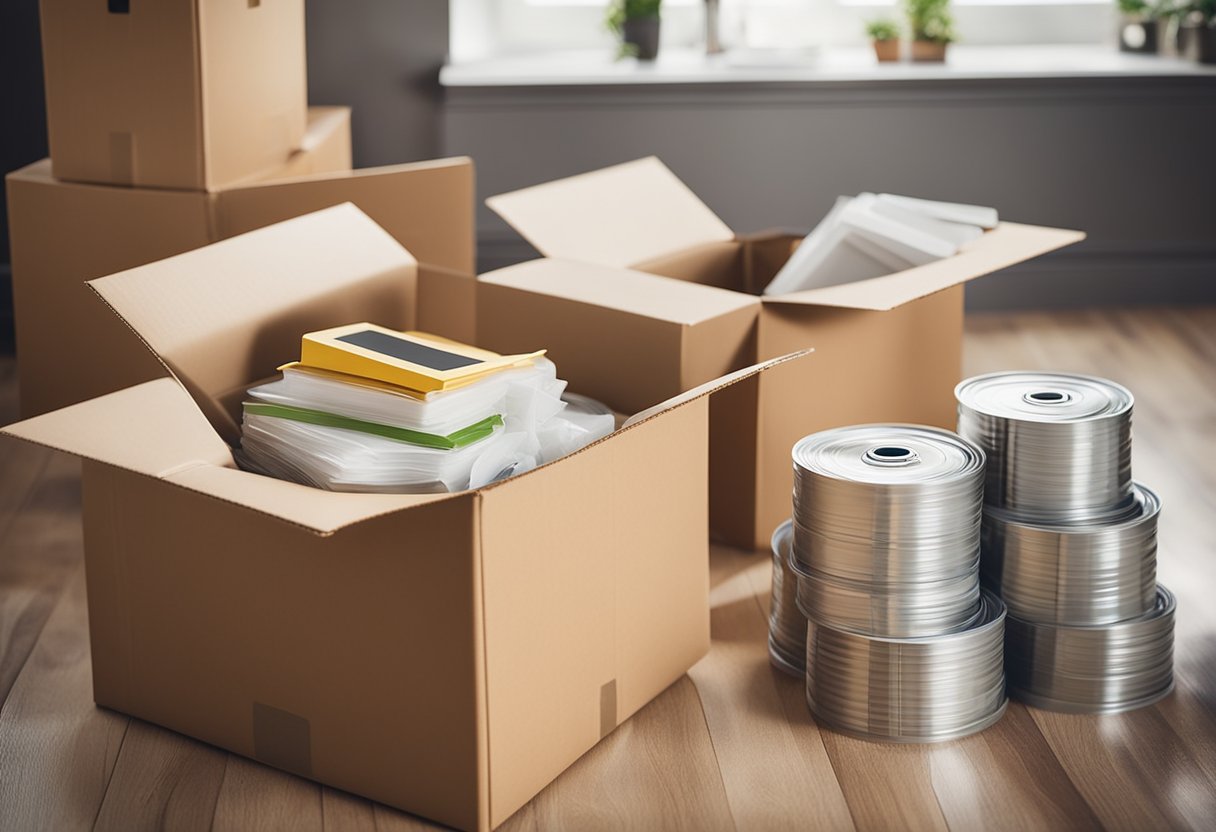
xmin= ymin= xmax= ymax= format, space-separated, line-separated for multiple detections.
xmin=782 ymin=424 xmax=1008 ymax=742
xmin=767 ymin=520 xmax=806 ymax=676
xmin=957 ymin=372 xmax=1175 ymax=714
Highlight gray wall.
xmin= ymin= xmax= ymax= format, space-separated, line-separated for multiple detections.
xmin=0 ymin=0 xmax=48 ymax=354
xmin=306 ymin=0 xmax=449 ymax=165
xmin=444 ymin=76 xmax=1216 ymax=309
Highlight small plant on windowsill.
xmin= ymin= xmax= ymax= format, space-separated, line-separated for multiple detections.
xmin=606 ymin=0 xmax=663 ymax=61
xmin=1176 ymin=0 xmax=1216 ymax=63
xmin=1117 ymin=0 xmax=1165 ymax=53
xmin=866 ymin=18 xmax=902 ymax=63
xmin=904 ymin=0 xmax=956 ymax=62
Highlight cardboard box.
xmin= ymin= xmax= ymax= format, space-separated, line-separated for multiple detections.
xmin=40 ymin=0 xmax=308 ymax=191
xmin=256 ymin=105 xmax=353 ymax=183
xmin=483 ymin=157 xmax=1086 ymax=549
xmin=6 ymin=129 xmax=475 ymax=418
xmin=0 ymin=204 xmax=804 ymax=831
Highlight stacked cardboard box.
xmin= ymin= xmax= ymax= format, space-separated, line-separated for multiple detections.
xmin=479 ymin=157 xmax=1087 ymax=548
xmin=9 ymin=0 xmax=477 ymax=418
xmin=2 ymin=204 xmax=802 ymax=831
xmin=5 ymin=9 xmax=804 ymax=826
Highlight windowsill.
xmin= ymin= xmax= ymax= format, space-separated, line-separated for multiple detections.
xmin=441 ymin=44 xmax=1216 ymax=87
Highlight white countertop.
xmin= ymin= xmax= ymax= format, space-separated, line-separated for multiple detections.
xmin=441 ymin=44 xmax=1216 ymax=87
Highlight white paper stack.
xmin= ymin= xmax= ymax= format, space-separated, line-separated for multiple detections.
xmin=238 ymin=357 xmax=616 ymax=493
xmin=763 ymin=193 xmax=999 ymax=296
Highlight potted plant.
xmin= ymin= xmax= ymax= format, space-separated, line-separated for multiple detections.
xmin=866 ymin=19 xmax=902 ymax=62
xmin=606 ymin=0 xmax=663 ymax=61
xmin=1117 ymin=0 xmax=1162 ymax=53
xmin=1185 ymin=0 xmax=1216 ymax=62
xmin=904 ymin=0 xmax=955 ymax=62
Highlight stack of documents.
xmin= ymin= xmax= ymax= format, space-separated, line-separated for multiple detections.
xmin=237 ymin=324 xmax=615 ymax=493
xmin=763 ymin=194 xmax=999 ymax=296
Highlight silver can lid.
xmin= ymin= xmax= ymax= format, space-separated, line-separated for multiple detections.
xmin=956 ymin=371 xmax=1132 ymax=424
xmin=792 ymin=424 xmax=984 ymax=486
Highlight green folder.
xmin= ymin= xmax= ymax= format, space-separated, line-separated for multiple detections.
xmin=243 ymin=402 xmax=503 ymax=450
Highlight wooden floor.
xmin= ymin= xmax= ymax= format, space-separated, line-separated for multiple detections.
xmin=2 ymin=308 xmax=1215 ymax=831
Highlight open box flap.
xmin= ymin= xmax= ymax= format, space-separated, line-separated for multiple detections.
xmin=623 ymin=349 xmax=812 ymax=428
xmin=476 ymin=349 xmax=813 ymax=497
xmin=1 ymin=378 xmax=234 ymax=479
xmin=764 ymin=222 xmax=1085 ymax=312
xmin=485 ymin=157 xmax=734 ymax=269
xmin=88 ymin=203 xmax=418 ymax=445
xmin=163 ymin=465 xmax=465 ymax=536
xmin=479 ymin=257 xmax=759 ymax=325
xmin=0 ymin=377 xmax=460 ymax=535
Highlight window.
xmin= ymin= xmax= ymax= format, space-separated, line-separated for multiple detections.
xmin=451 ymin=0 xmax=1116 ymax=60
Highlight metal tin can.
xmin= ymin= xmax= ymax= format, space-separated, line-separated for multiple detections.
xmin=803 ymin=589 xmax=1008 ymax=743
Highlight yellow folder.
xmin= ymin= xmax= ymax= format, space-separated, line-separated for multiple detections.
xmin=298 ymin=324 xmax=544 ymax=394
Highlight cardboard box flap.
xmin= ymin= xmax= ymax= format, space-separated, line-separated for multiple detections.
xmin=88 ymin=204 xmax=418 ymax=445
xmin=486 ymin=157 xmax=735 ymax=268
xmin=220 ymin=156 xmax=476 ymax=273
xmin=622 ymin=349 xmax=813 ymax=429
xmin=765 ymin=222 xmax=1085 ymax=312
xmin=164 ymin=465 xmax=464 ymax=536
xmin=0 ymin=378 xmax=233 ymax=479
xmin=479 ymin=257 xmax=760 ymax=325
xmin=0 ymin=377 xmax=458 ymax=535
xmin=477 ymin=350 xmax=812 ymax=498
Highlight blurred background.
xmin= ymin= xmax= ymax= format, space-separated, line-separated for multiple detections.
xmin=2 ymin=0 xmax=1213 ymax=357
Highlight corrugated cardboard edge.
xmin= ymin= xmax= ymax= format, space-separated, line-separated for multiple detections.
xmin=242 ymin=154 xmax=475 ymax=189
xmin=764 ymin=223 xmax=1086 ymax=312
xmin=621 ymin=350 xmax=813 ymax=430
xmin=473 ymin=492 xmax=493 ymax=832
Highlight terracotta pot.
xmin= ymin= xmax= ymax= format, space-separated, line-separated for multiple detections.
xmin=873 ymin=39 xmax=901 ymax=63
xmin=911 ymin=40 xmax=948 ymax=62
xmin=623 ymin=15 xmax=661 ymax=61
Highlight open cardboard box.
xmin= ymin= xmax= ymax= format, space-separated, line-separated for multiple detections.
xmin=481 ymin=157 xmax=1086 ymax=549
xmin=0 ymin=204 xmax=805 ymax=831
xmin=7 ymin=107 xmax=476 ymax=418
xmin=40 ymin=0 xmax=308 ymax=191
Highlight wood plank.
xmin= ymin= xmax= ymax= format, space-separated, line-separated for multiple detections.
xmin=210 ymin=755 xmax=324 ymax=832
xmin=687 ymin=545 xmax=854 ymax=832
xmin=0 ymin=566 xmax=129 ymax=832
xmin=92 ymin=721 xmax=227 ymax=832
xmin=501 ymin=675 xmax=735 ymax=832
xmin=0 ymin=452 xmax=83 ymax=709
xmin=965 ymin=308 xmax=1216 ymax=830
